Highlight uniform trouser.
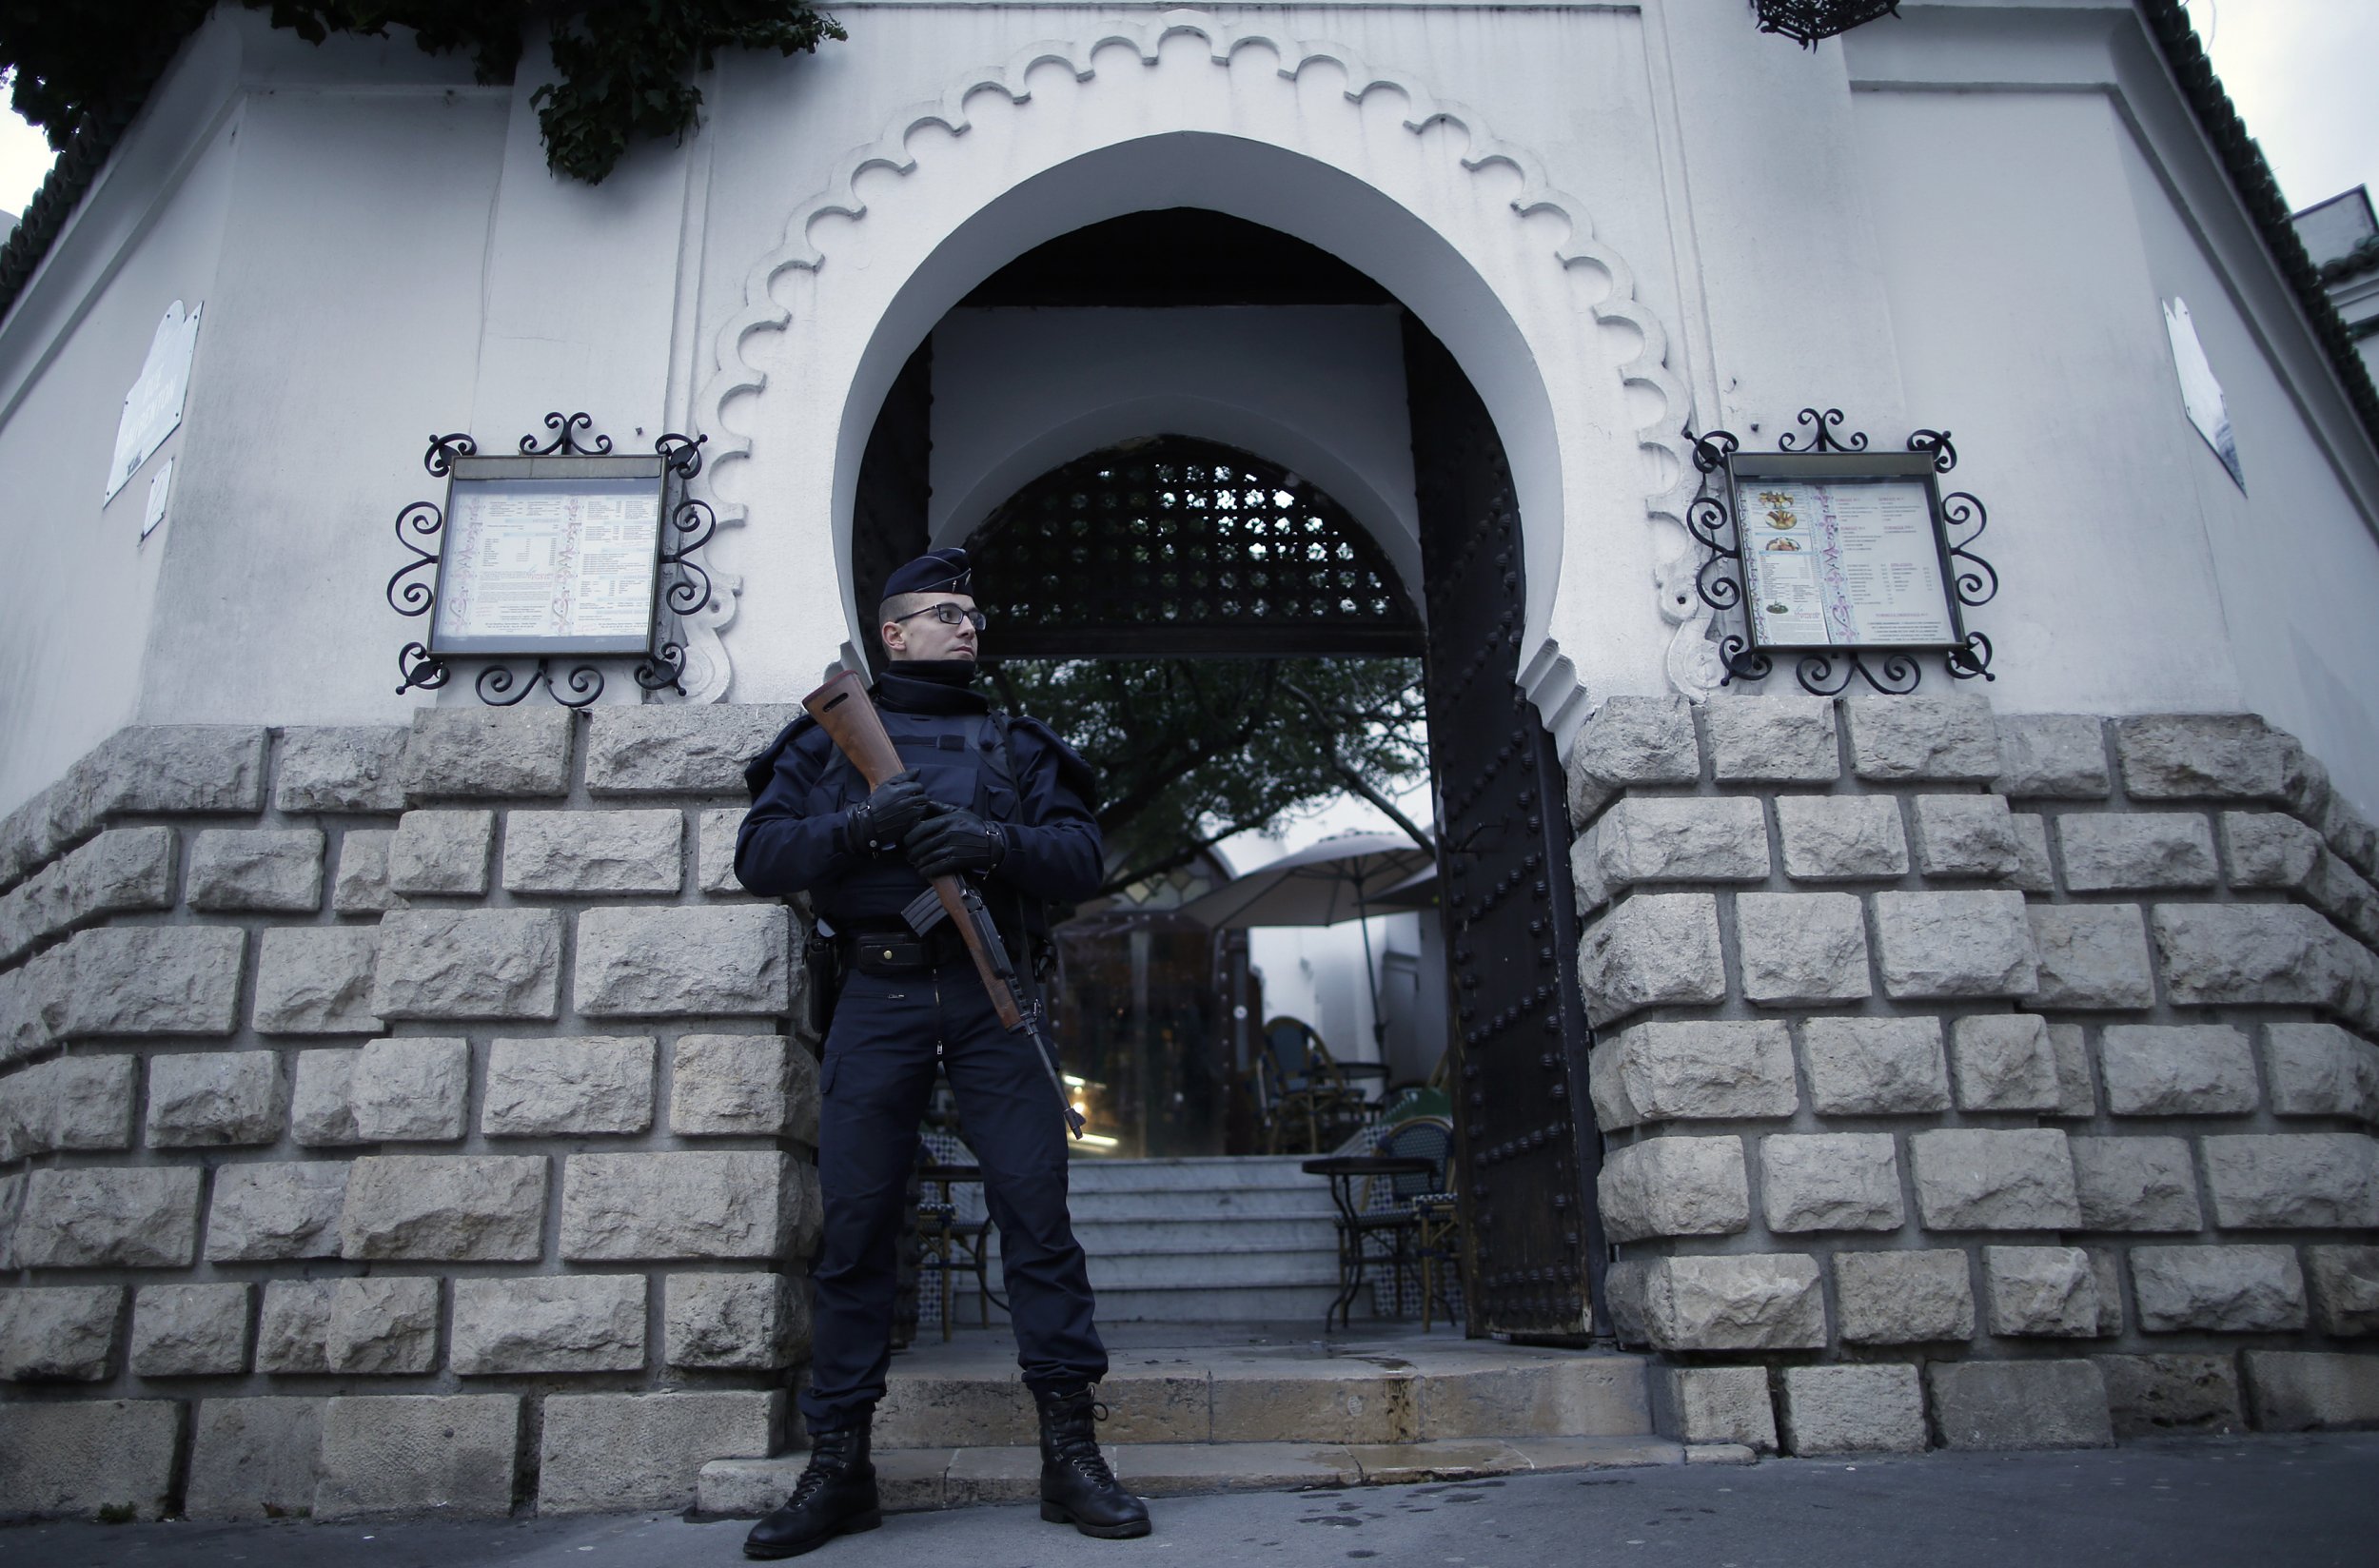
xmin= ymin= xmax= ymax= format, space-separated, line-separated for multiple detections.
xmin=798 ymin=959 xmax=1108 ymax=1432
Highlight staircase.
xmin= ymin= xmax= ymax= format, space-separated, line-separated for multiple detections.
xmin=1059 ymin=1155 xmax=1354 ymax=1323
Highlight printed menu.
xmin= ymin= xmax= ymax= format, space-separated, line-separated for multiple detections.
xmin=1736 ymin=477 xmax=1955 ymax=649
xmin=435 ymin=479 xmax=660 ymax=649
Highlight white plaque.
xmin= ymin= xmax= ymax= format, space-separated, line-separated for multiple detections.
xmin=1735 ymin=473 xmax=1956 ymax=650
xmin=141 ymin=456 xmax=174 ymax=541
xmin=430 ymin=469 xmax=665 ymax=656
xmin=106 ymin=301 xmax=202 ymax=504
xmin=2165 ymin=297 xmax=2244 ymax=491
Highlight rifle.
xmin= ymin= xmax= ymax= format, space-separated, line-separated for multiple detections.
xmin=803 ymin=669 xmax=1086 ymax=1139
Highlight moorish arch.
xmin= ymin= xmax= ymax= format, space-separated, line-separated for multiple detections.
xmin=694 ymin=12 xmax=1701 ymax=739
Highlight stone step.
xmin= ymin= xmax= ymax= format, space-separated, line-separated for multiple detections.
xmin=1078 ymin=1250 xmax=1347 ymax=1291
xmin=699 ymin=1434 xmax=1693 ymax=1518
xmin=871 ymin=1342 xmax=1651 ymax=1449
xmin=1064 ymin=1186 xmax=1339 ymax=1220
xmin=1062 ymin=1155 xmax=1329 ymax=1191
xmin=1063 ymin=1216 xmax=1341 ymax=1254
xmin=1082 ymin=1284 xmax=1360 ymax=1323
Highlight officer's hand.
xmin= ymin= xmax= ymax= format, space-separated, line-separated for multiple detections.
xmin=842 ymin=770 xmax=932 ymax=856
xmin=903 ymin=805 xmax=1008 ymax=877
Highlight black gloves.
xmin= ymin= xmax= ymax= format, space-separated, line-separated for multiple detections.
xmin=841 ymin=770 xmax=933 ymax=857
xmin=904 ymin=806 xmax=1008 ymax=877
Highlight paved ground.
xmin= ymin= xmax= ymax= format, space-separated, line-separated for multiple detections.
xmin=6 ymin=1432 xmax=2372 ymax=1568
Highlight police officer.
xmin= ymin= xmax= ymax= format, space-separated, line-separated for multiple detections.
xmin=735 ymin=548 xmax=1151 ymax=1558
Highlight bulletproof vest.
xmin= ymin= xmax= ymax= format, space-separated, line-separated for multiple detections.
xmin=806 ymin=706 xmax=1024 ymax=926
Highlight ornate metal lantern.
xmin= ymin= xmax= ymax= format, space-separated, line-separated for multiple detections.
xmin=1752 ymin=0 xmax=1901 ymax=48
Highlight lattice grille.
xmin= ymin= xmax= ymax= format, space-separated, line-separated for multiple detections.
xmin=969 ymin=440 xmax=1421 ymax=656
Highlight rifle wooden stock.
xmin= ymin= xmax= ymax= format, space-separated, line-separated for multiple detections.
xmin=803 ymin=669 xmax=1026 ymax=1031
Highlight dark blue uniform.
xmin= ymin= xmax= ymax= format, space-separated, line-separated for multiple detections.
xmin=737 ymin=667 xmax=1109 ymax=1431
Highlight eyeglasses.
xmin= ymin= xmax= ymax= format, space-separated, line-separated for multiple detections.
xmin=891 ymin=601 xmax=989 ymax=632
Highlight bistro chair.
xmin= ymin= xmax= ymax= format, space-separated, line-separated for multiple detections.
xmin=1344 ymin=1114 xmax=1457 ymax=1324
xmin=1254 ymin=1016 xmax=1371 ymax=1155
xmin=914 ymin=1158 xmax=998 ymax=1340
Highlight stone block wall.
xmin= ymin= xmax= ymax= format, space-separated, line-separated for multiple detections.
xmin=1570 ymin=695 xmax=2379 ymax=1455
xmin=0 ymin=709 xmax=817 ymax=1520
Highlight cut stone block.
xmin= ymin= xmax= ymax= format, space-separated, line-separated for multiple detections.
xmin=2263 ymin=1022 xmax=2379 ymax=1123
xmin=255 ymin=1280 xmax=337 ymax=1373
xmin=1845 ymin=694 xmax=2000 ymax=781
xmin=2151 ymin=903 xmax=2365 ymax=1013
xmin=698 ymin=808 xmax=747 ymax=894
xmin=1588 ymin=1018 xmax=1798 ymax=1130
xmin=2201 ymin=1134 xmax=2379 ymax=1228
xmin=13 ymin=1166 xmax=202 ymax=1267
xmin=0 ymin=826 xmax=175 ymax=965
xmin=1775 ymin=794 xmax=1907 ymax=881
xmin=1833 ymin=1249 xmax=1974 ymax=1343
xmin=2222 ymin=810 xmax=2325 ymax=889
xmin=2057 ymin=813 xmax=2217 ymax=892
xmin=252 ymin=926 xmax=384 ymax=1035
xmin=1910 ymin=1127 xmax=2080 ymax=1230
xmin=386 ymin=809 xmax=495 ymax=896
xmin=1606 ymin=1253 xmax=1825 ymax=1351
xmin=672 ymin=1033 xmax=808 ymax=1138
xmin=1658 ymin=1365 xmax=1776 ymax=1452
xmin=1759 ymin=1132 xmax=1902 ymax=1232
xmin=584 ymin=704 xmax=803 ymax=796
xmin=1948 ymin=1013 xmax=2058 ymax=1111
xmin=1928 ymin=1360 xmax=2112 ymax=1449
xmin=185 ymin=1396 xmax=330 ymax=1519
xmin=350 ymin=1035 xmax=471 ymax=1142
xmin=2308 ymin=1245 xmax=2379 ymax=1335
xmin=1566 ymin=696 xmax=1701 ymax=821
xmin=540 ymin=1391 xmax=781 ymax=1514
xmin=324 ymin=1277 xmax=441 ymax=1374
xmin=0 ymin=1400 xmax=183 ymax=1520
xmin=2048 ymin=1023 xmax=2097 ymax=1117
xmin=503 ymin=809 xmax=684 ymax=895
xmin=2241 ymin=1350 xmax=2379 ymax=1431
xmin=186 ymin=826 xmax=326 ymax=913
xmin=2095 ymin=1354 xmax=2244 ymax=1438
xmin=451 ymin=1274 xmax=647 ymax=1374
xmin=482 ymin=1035 xmax=655 ymax=1136
xmin=1576 ymin=893 xmax=1724 ymax=1027
xmin=147 ymin=1049 xmax=285 ymax=1147
xmin=560 ymin=1150 xmax=818 ymax=1261
xmin=330 ymin=829 xmax=399 ymax=914
xmin=667 ymin=1271 xmax=805 ymax=1369
xmin=206 ymin=1161 xmax=350 ymax=1260
xmin=314 ymin=1394 xmax=521 ymax=1519
xmin=1801 ymin=1015 xmax=1950 ymax=1114
xmin=290 ymin=1048 xmax=365 ymax=1147
xmin=1583 ymin=796 xmax=1769 ymax=890
xmin=339 ymin=1153 xmax=549 ymax=1260
xmin=1598 ymin=1135 xmax=1749 ymax=1241
xmin=2026 ymin=904 xmax=2156 ymax=1009
xmin=1995 ymin=714 xmax=2111 ymax=798
xmin=2100 ymin=1024 xmax=2258 ymax=1116
xmin=0 ymin=1284 xmax=122 ymax=1380
xmin=2009 ymin=813 xmax=2055 ymax=892
xmin=274 ymin=725 xmax=410 ymax=813
xmin=2114 ymin=715 xmax=2289 ymax=801
xmin=1779 ymin=1363 xmax=1927 ymax=1455
xmin=2132 ymin=1245 xmax=2306 ymax=1332
xmin=2069 ymin=1136 xmax=2201 ymax=1231
xmin=0 ymin=1053 xmax=135 ymax=1160
xmin=1912 ymin=794 xmax=2019 ymax=878
xmin=399 ymin=706 xmax=573 ymax=801
xmin=371 ymin=908 xmax=562 ymax=1020
xmin=1984 ymin=1245 xmax=2099 ymax=1337
xmin=1735 ymin=891 xmax=1871 ymax=1004
xmin=1705 ymin=696 xmax=1838 ymax=783
xmin=129 ymin=1282 xmax=253 ymax=1375
xmin=575 ymin=904 xmax=793 ymax=1016
xmin=55 ymin=925 xmax=246 ymax=1038
xmin=1873 ymin=890 xmax=2038 ymax=999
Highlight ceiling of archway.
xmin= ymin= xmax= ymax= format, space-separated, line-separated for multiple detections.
xmin=968 ymin=437 xmax=1423 ymax=657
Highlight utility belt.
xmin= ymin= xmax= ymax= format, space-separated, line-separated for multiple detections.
xmin=843 ymin=922 xmax=976 ymax=976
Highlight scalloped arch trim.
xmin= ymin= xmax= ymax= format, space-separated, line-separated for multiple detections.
xmin=693 ymin=10 xmax=1696 ymax=539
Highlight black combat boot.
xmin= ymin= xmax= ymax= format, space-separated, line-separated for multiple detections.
xmin=743 ymin=1417 xmax=881 ymax=1559
xmin=1034 ymin=1383 xmax=1152 ymax=1539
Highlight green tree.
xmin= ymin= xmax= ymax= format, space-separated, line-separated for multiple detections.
xmin=986 ymin=657 xmax=1431 ymax=899
xmin=1 ymin=1 xmax=841 ymax=185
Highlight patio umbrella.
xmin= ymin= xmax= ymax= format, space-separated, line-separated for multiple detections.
xmin=1173 ymin=832 xmax=1435 ymax=930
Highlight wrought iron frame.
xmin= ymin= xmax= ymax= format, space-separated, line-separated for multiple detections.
xmin=1750 ymin=0 xmax=1902 ymax=48
xmin=386 ymin=413 xmax=715 ymax=707
xmin=1684 ymin=407 xmax=1998 ymax=696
